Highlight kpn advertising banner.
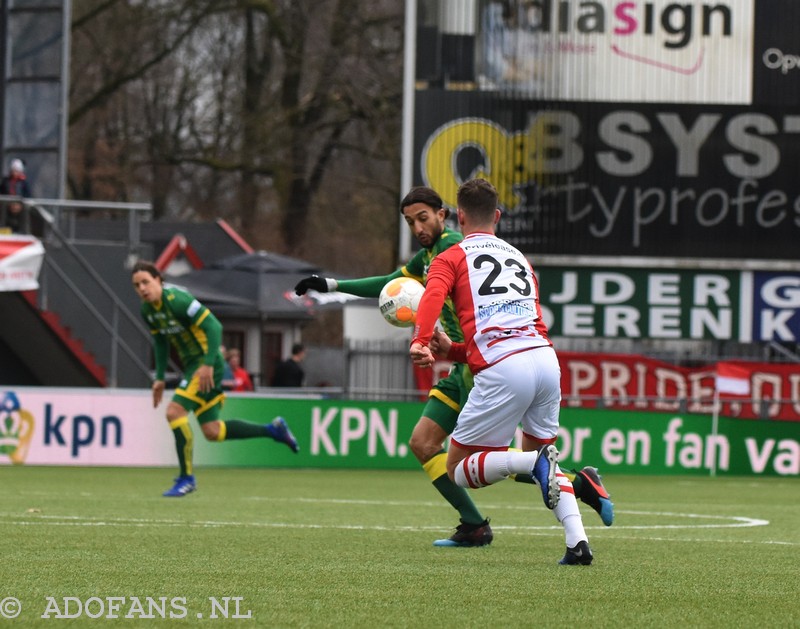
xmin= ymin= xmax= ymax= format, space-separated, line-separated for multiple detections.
xmin=1 ymin=388 xmax=797 ymax=476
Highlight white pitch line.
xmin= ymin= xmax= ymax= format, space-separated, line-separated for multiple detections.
xmin=581 ymin=533 xmax=798 ymax=546
xmin=3 ymin=518 xmax=797 ymax=546
xmin=4 ymin=515 xmax=796 ymax=547
xmin=0 ymin=508 xmax=770 ymax=532
xmin=251 ymin=497 xmax=772 ymax=529
xmin=0 ymin=494 xmax=777 ymax=542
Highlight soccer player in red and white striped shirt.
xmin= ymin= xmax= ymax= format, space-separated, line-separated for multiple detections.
xmin=410 ymin=178 xmax=592 ymax=565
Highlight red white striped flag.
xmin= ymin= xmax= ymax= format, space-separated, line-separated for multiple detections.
xmin=715 ymin=362 xmax=751 ymax=396
xmin=0 ymin=235 xmax=44 ymax=291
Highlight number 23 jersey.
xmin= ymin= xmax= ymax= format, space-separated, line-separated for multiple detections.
xmin=414 ymin=231 xmax=551 ymax=374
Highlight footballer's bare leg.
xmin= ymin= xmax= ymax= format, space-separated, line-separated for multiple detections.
xmin=409 ymin=416 xmax=448 ymax=465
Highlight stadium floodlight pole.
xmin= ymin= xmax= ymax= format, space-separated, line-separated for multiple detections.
xmin=399 ymin=0 xmax=418 ymax=264
xmin=59 ymin=1 xmax=72 ymax=200
xmin=711 ymin=387 xmax=720 ymax=478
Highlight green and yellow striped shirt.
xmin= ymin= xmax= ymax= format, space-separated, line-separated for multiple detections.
xmin=140 ymin=286 xmax=223 ymax=379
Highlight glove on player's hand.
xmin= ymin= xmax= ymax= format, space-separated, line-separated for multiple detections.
xmin=294 ymin=275 xmax=331 ymax=295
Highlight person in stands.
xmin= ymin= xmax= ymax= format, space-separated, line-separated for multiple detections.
xmin=271 ymin=343 xmax=306 ymax=387
xmin=0 ymin=158 xmax=32 ymax=234
xmin=227 ymin=348 xmax=254 ymax=392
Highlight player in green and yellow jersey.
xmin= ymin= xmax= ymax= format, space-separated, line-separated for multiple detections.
xmin=132 ymin=261 xmax=299 ymax=497
xmin=295 ymin=187 xmax=613 ymax=546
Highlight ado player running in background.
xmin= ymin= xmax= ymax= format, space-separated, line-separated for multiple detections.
xmin=132 ymin=261 xmax=299 ymax=497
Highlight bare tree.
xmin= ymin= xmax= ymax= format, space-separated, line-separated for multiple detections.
xmin=68 ymin=0 xmax=404 ymax=268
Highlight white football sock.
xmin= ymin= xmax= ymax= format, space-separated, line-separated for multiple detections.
xmin=454 ymin=450 xmax=538 ymax=488
xmin=553 ymin=469 xmax=588 ymax=547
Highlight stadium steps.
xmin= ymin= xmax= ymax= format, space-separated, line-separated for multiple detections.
xmin=0 ymin=290 xmax=107 ymax=386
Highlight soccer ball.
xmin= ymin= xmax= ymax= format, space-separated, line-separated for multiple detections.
xmin=378 ymin=277 xmax=425 ymax=328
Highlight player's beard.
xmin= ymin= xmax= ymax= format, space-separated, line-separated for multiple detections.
xmin=417 ymin=225 xmax=442 ymax=249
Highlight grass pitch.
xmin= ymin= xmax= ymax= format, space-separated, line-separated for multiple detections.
xmin=2 ymin=466 xmax=799 ymax=628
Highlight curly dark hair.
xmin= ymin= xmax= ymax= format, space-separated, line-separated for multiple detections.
xmin=399 ymin=186 xmax=449 ymax=218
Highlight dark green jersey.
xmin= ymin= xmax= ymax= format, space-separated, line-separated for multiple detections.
xmin=140 ymin=286 xmax=223 ymax=379
xmin=336 ymin=227 xmax=465 ymax=343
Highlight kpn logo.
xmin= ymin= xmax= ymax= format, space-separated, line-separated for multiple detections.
xmin=0 ymin=391 xmax=34 ymax=464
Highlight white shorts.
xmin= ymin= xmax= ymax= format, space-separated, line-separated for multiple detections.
xmin=451 ymin=346 xmax=561 ymax=450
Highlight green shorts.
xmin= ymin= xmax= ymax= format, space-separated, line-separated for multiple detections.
xmin=172 ymin=362 xmax=226 ymax=424
xmin=423 ymin=362 xmax=473 ymax=434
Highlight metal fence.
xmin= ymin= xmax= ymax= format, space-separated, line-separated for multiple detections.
xmin=6 ymin=197 xmax=162 ymax=387
xmin=332 ymin=338 xmax=800 ymax=416
xmin=345 ymin=339 xmax=425 ymax=401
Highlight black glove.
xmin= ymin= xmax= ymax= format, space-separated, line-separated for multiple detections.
xmin=295 ymin=275 xmax=330 ymax=295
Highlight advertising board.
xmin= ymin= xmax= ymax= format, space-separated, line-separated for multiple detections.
xmin=2 ymin=388 xmax=797 ymax=476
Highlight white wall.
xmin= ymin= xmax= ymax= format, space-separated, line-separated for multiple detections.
xmin=343 ymin=304 xmax=413 ymax=341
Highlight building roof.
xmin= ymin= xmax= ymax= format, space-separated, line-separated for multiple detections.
xmin=72 ymin=218 xmax=251 ymax=266
xmin=165 ymin=251 xmax=367 ymax=320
